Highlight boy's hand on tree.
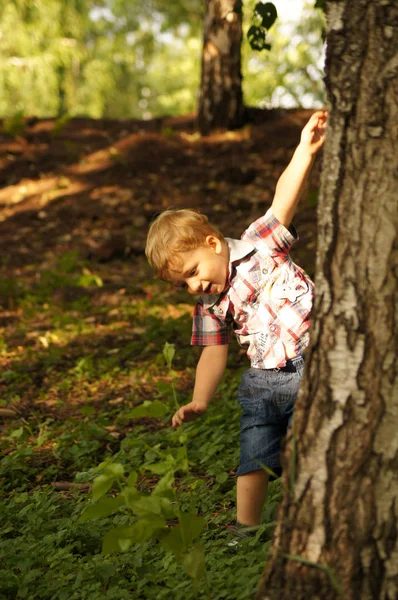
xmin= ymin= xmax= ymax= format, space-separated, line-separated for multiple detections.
xmin=299 ymin=110 xmax=328 ymax=155
xmin=172 ymin=401 xmax=207 ymax=427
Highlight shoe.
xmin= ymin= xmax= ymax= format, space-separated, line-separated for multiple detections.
xmin=226 ymin=523 xmax=258 ymax=549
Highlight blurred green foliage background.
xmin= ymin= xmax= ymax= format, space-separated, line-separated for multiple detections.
xmin=0 ymin=0 xmax=325 ymax=120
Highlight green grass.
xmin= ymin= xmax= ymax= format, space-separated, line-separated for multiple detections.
xmin=0 ymin=252 xmax=282 ymax=600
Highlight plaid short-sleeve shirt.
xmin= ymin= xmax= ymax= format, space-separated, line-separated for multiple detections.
xmin=191 ymin=208 xmax=314 ymax=369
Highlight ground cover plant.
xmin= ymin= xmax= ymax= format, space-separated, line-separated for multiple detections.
xmin=0 ymin=110 xmax=321 ymax=599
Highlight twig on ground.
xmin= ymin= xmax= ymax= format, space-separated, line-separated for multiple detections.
xmin=0 ymin=408 xmax=18 ymax=418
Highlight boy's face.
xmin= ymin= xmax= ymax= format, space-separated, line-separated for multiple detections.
xmin=168 ymin=236 xmax=229 ymax=296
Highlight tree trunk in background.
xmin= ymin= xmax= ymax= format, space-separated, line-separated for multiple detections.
xmin=257 ymin=1 xmax=398 ymax=599
xmin=198 ymin=0 xmax=244 ymax=135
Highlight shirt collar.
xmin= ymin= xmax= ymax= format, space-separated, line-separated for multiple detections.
xmin=225 ymin=237 xmax=254 ymax=264
xmin=200 ymin=238 xmax=254 ymax=309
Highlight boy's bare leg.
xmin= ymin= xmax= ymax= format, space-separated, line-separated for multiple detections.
xmin=236 ymin=470 xmax=269 ymax=526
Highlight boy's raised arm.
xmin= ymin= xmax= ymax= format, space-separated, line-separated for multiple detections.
xmin=271 ymin=110 xmax=327 ymax=228
xmin=172 ymin=344 xmax=228 ymax=427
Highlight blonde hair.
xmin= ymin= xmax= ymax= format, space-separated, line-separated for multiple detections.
xmin=145 ymin=208 xmax=224 ymax=279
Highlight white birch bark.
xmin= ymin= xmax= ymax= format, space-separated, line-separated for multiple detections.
xmin=257 ymin=1 xmax=398 ymax=598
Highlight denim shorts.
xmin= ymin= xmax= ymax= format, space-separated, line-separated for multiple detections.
xmin=236 ymin=356 xmax=305 ymax=478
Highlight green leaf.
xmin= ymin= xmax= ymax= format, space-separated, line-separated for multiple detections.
xmin=92 ymin=474 xmax=114 ymax=501
xmin=102 ymin=526 xmax=135 ymax=554
xmin=163 ymin=342 xmax=175 ymax=369
xmin=255 ymin=2 xmax=277 ymax=29
xmin=77 ymin=272 xmax=103 ymax=288
xmin=128 ymin=401 xmax=168 ymax=418
xmin=175 ymin=445 xmax=188 ymax=472
xmin=181 ymin=545 xmax=206 ymax=581
xmin=153 ymin=470 xmax=175 ymax=497
xmin=215 ymin=472 xmax=229 ymax=484
xmin=132 ymin=515 xmax=166 ymax=540
xmin=120 ymin=486 xmax=140 ymax=509
xmin=159 ymin=526 xmax=184 ymax=560
xmin=9 ymin=427 xmax=25 ymax=440
xmin=79 ymin=497 xmax=122 ymax=522
xmin=127 ymin=471 xmax=138 ymax=487
xmin=159 ymin=497 xmax=177 ymax=519
xmin=128 ymin=494 xmax=175 ymax=519
xmin=179 ymin=513 xmax=205 ymax=548
xmin=156 ymin=381 xmax=171 ymax=396
xmin=159 ymin=514 xmax=204 ymax=560
xmin=102 ymin=516 xmax=166 ymax=554
xmin=247 ymin=26 xmax=270 ymax=52
xmin=80 ymin=405 xmax=95 ymax=417
xmin=144 ymin=456 xmax=175 ymax=475
xmin=178 ymin=432 xmax=188 ymax=445
xmin=129 ymin=495 xmax=164 ymax=517
xmin=103 ymin=463 xmax=124 ymax=478
xmin=96 ymin=562 xmax=116 ymax=584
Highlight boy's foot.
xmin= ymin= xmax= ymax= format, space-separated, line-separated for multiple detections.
xmin=226 ymin=523 xmax=258 ymax=550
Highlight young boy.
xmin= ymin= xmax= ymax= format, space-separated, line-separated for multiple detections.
xmin=145 ymin=111 xmax=327 ymax=532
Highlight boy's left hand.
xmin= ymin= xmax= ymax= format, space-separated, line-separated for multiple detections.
xmin=171 ymin=401 xmax=207 ymax=427
xmin=300 ymin=110 xmax=328 ymax=155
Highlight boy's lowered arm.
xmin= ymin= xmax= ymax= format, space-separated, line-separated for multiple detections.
xmin=271 ymin=111 xmax=327 ymax=229
xmin=171 ymin=344 xmax=228 ymax=427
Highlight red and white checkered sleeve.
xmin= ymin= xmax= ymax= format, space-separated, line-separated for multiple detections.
xmin=191 ymin=300 xmax=231 ymax=346
xmin=242 ymin=208 xmax=298 ymax=254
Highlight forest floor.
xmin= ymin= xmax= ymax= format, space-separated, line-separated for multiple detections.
xmin=0 ymin=108 xmax=322 ymax=600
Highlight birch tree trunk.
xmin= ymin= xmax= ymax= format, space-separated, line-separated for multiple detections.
xmin=257 ymin=1 xmax=398 ymax=599
xmin=198 ymin=0 xmax=244 ymax=135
